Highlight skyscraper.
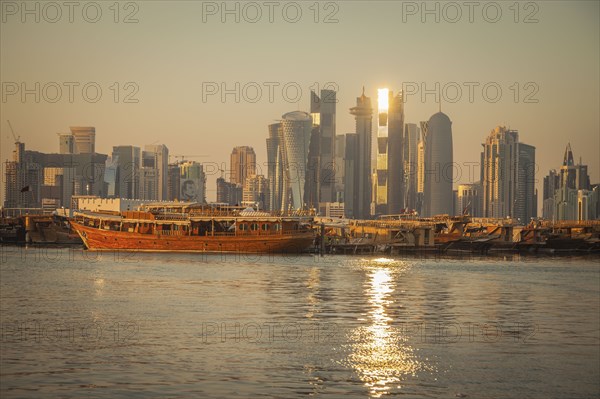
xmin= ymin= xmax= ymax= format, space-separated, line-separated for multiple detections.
xmin=481 ymin=126 xmax=536 ymax=221
xmin=243 ymin=174 xmax=270 ymax=210
xmin=179 ymin=161 xmax=206 ymax=203
xmin=309 ymin=89 xmax=337 ymax=205
xmin=112 ymin=145 xmax=141 ymax=199
xmin=144 ymin=144 xmax=169 ymax=200
xmin=543 ymin=143 xmax=595 ymax=220
xmin=423 ymin=111 xmax=453 ymax=217
xmin=266 ymin=123 xmax=283 ymax=211
xmin=403 ymin=123 xmax=420 ymax=211
xmin=346 ymin=88 xmax=373 ymax=219
xmin=416 ymin=121 xmax=427 ymax=215
xmin=373 ymin=88 xmax=389 ymax=215
xmin=279 ymin=111 xmax=312 ymax=210
xmin=70 ymin=126 xmax=95 ymax=154
xmin=386 ymin=91 xmax=405 ymax=215
xmin=230 ymin=146 xmax=256 ymax=186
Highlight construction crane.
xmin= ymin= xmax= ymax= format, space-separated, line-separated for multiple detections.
xmin=7 ymin=120 xmax=20 ymax=143
xmin=169 ymin=154 xmax=209 ymax=163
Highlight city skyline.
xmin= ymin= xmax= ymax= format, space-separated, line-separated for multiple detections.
xmin=1 ymin=1 xmax=598 ymax=204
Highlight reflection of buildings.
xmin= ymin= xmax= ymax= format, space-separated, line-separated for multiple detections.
xmin=481 ymin=126 xmax=536 ymax=221
xmin=179 ymin=161 xmax=206 ymax=203
xmin=346 ymin=88 xmax=373 ymax=219
xmin=542 ymin=143 xmax=598 ymax=220
xmin=423 ymin=112 xmax=453 ymax=217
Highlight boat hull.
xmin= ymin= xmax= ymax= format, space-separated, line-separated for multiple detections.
xmin=72 ymin=221 xmax=315 ymax=254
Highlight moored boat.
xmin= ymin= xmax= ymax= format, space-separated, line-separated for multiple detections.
xmin=70 ymin=203 xmax=315 ymax=254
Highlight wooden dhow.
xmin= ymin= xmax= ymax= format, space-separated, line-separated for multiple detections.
xmin=70 ymin=203 xmax=315 ymax=254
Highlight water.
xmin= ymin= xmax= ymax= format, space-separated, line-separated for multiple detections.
xmin=1 ymin=247 xmax=599 ymax=398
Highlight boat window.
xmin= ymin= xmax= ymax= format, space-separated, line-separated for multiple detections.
xmin=250 ymin=223 xmax=259 ymax=231
xmin=273 ymin=223 xmax=281 ymax=231
xmin=261 ymin=224 xmax=269 ymax=231
xmin=239 ymin=223 xmax=247 ymax=231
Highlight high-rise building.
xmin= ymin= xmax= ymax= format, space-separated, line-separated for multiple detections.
xmin=423 ymin=112 xmax=453 ymax=217
xmin=266 ymin=123 xmax=283 ymax=211
xmin=457 ymin=182 xmax=482 ymax=217
xmin=309 ymin=89 xmax=337 ymax=204
xmin=334 ymin=134 xmax=345 ymax=202
xmin=58 ymin=133 xmax=74 ymax=154
xmin=230 ymin=146 xmax=256 ymax=186
xmin=4 ymin=134 xmax=107 ymax=208
xmin=279 ymin=111 xmax=312 ymax=210
xmin=70 ymin=126 xmax=95 ymax=154
xmin=403 ymin=123 xmax=420 ymax=211
xmin=243 ymin=174 xmax=270 ymax=210
xmin=481 ymin=126 xmax=536 ymax=221
xmin=140 ymin=150 xmax=159 ymax=201
xmin=216 ymin=177 xmax=243 ymax=205
xmin=179 ymin=161 xmax=206 ymax=203
xmin=167 ymin=163 xmax=181 ymax=201
xmin=373 ymin=88 xmax=390 ymax=216
xmin=344 ymin=133 xmax=358 ymax=218
xmin=386 ymin=91 xmax=405 ymax=215
xmin=112 ymin=146 xmax=141 ymax=199
xmin=542 ymin=169 xmax=560 ymax=219
xmin=543 ymin=143 xmax=595 ymax=221
xmin=144 ymin=144 xmax=169 ymax=200
xmin=516 ymin=143 xmax=537 ymax=222
xmin=416 ymin=121 xmax=427 ymax=215
xmin=346 ymin=89 xmax=373 ymax=219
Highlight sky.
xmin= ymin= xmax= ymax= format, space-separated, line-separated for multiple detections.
xmin=1 ymin=0 xmax=599 ymax=204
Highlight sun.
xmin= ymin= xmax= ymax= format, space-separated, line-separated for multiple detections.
xmin=377 ymin=88 xmax=389 ymax=112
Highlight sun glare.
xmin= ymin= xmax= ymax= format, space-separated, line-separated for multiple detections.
xmin=377 ymin=88 xmax=389 ymax=112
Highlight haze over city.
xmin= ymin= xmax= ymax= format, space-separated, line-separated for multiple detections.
xmin=1 ymin=1 xmax=598 ymax=204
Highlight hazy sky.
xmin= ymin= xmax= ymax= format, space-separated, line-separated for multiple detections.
xmin=1 ymin=0 xmax=599 ymax=203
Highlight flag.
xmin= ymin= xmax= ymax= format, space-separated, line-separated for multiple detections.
xmin=20 ymin=185 xmax=30 ymax=193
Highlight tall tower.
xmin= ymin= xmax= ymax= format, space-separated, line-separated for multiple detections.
xmin=230 ymin=146 xmax=256 ymax=185
xmin=310 ymin=89 xmax=337 ymax=205
xmin=266 ymin=123 xmax=283 ymax=211
xmin=144 ymin=144 xmax=169 ymax=200
xmin=387 ymin=91 xmax=405 ymax=215
xmin=112 ymin=145 xmax=141 ymax=199
xmin=70 ymin=127 xmax=95 ymax=154
xmin=404 ymin=123 xmax=420 ymax=211
xmin=481 ymin=126 xmax=536 ymax=221
xmin=280 ymin=111 xmax=312 ymax=210
xmin=423 ymin=111 xmax=453 ymax=217
xmin=347 ymin=88 xmax=373 ymax=219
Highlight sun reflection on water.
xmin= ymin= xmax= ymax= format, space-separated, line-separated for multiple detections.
xmin=347 ymin=261 xmax=431 ymax=397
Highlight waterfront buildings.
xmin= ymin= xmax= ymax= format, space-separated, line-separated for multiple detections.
xmin=404 ymin=123 xmax=420 ymax=212
xmin=422 ymin=112 xmax=453 ymax=217
xmin=4 ymin=131 xmax=107 ymax=208
xmin=216 ymin=177 xmax=243 ymax=205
